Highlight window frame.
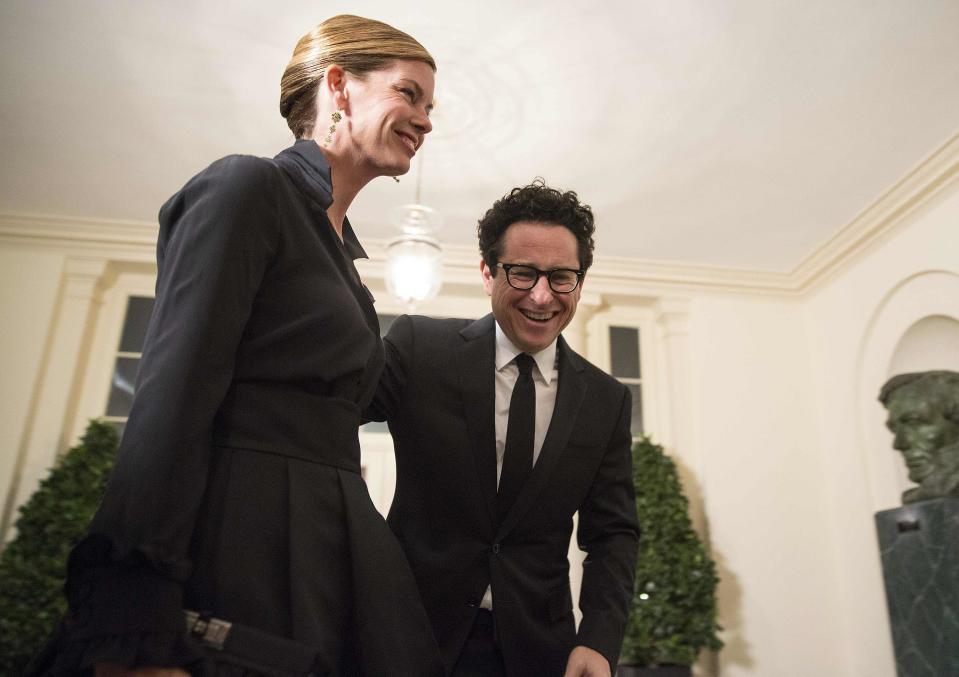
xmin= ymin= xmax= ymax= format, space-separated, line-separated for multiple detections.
xmin=68 ymin=269 xmax=156 ymax=447
xmin=586 ymin=309 xmax=664 ymax=441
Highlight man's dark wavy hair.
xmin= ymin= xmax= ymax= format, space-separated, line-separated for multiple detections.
xmin=477 ymin=179 xmax=596 ymax=274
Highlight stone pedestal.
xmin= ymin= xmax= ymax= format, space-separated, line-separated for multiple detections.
xmin=875 ymin=498 xmax=959 ymax=677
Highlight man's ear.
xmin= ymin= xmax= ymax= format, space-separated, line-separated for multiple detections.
xmin=480 ymin=260 xmax=494 ymax=297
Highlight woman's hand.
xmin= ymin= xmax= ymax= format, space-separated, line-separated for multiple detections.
xmin=95 ymin=664 xmax=190 ymax=677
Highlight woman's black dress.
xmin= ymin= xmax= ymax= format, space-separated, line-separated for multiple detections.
xmin=42 ymin=140 xmax=443 ymax=676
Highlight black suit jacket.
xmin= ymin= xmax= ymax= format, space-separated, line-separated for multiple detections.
xmin=368 ymin=314 xmax=640 ymax=676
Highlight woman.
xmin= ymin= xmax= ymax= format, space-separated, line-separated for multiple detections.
xmin=38 ymin=14 xmax=443 ymax=677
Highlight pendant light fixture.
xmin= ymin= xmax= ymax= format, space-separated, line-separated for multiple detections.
xmin=384 ymin=153 xmax=443 ymax=309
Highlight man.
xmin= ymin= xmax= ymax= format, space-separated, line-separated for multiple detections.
xmin=368 ymin=181 xmax=640 ymax=676
xmin=880 ymin=370 xmax=959 ymax=503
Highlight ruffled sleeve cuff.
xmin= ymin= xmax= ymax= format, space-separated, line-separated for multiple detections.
xmin=36 ymin=628 xmax=204 ymax=676
xmin=31 ymin=536 xmax=204 ymax=674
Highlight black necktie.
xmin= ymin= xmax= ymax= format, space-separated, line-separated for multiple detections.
xmin=498 ymin=353 xmax=535 ymax=524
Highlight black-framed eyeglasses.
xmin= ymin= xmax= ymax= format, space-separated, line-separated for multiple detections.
xmin=496 ymin=263 xmax=584 ymax=293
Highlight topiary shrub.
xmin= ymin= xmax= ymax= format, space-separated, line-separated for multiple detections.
xmin=619 ymin=436 xmax=723 ymax=668
xmin=0 ymin=420 xmax=119 ymax=675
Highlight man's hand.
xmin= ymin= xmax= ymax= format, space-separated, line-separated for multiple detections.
xmin=562 ymin=645 xmax=611 ymax=677
xmin=96 ymin=664 xmax=189 ymax=677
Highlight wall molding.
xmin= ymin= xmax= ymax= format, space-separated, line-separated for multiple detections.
xmin=0 ymin=213 xmax=158 ymax=263
xmin=3 ymin=130 xmax=958 ymax=297
xmin=788 ymin=128 xmax=959 ymax=291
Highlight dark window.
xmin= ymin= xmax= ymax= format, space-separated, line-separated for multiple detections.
xmin=101 ymin=296 xmax=156 ymax=438
xmin=609 ymin=326 xmax=643 ymax=434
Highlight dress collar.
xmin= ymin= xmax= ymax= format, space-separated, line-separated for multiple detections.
xmin=274 ymin=139 xmax=368 ymax=261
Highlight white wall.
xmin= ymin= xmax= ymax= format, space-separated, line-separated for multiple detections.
xmin=673 ymin=183 xmax=957 ymax=677
xmin=684 ymin=295 xmax=846 ymax=677
xmin=0 ymin=248 xmax=66 ymax=536
xmin=888 ymin=314 xmax=959 ymax=375
xmin=803 ymin=184 xmax=959 ymax=677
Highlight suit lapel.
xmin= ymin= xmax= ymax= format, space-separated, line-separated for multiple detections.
xmin=457 ymin=315 xmax=498 ymax=528
xmin=495 ymin=336 xmax=587 ymax=540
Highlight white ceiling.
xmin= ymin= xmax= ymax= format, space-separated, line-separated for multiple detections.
xmin=1 ymin=0 xmax=957 ymax=271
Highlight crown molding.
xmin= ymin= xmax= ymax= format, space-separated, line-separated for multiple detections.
xmin=587 ymin=255 xmax=795 ymax=296
xmin=3 ymin=130 xmax=957 ymax=297
xmin=1 ymin=214 xmax=794 ymax=295
xmin=787 ymin=128 xmax=959 ymax=291
xmin=361 ymin=240 xmax=794 ymax=296
xmin=0 ymin=213 xmax=158 ymax=262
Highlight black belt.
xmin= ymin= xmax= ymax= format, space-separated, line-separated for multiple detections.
xmin=213 ymin=383 xmax=363 ymax=474
xmin=218 ymin=442 xmax=362 ymax=474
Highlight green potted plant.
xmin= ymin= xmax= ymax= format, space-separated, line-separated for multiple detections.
xmin=618 ymin=437 xmax=723 ymax=676
xmin=0 ymin=420 xmax=119 ymax=675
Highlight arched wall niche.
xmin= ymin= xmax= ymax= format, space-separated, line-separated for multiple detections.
xmin=883 ymin=314 xmax=959 ymax=493
xmin=888 ymin=315 xmax=959 ymax=375
xmin=856 ymin=270 xmax=959 ymax=510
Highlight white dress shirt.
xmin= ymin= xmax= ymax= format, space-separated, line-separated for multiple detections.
xmin=482 ymin=322 xmax=560 ymax=609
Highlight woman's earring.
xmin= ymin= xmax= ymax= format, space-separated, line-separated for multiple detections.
xmin=323 ymin=111 xmax=342 ymax=146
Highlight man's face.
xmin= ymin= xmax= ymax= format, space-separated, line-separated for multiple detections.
xmin=481 ymin=221 xmax=582 ymax=354
xmin=886 ymin=388 xmax=959 ymax=483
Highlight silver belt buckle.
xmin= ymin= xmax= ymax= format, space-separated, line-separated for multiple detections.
xmin=184 ymin=609 xmax=232 ymax=651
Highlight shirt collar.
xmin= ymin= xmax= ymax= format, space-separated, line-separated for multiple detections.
xmin=494 ymin=321 xmax=557 ymax=385
xmin=274 ymin=139 xmax=368 ymax=261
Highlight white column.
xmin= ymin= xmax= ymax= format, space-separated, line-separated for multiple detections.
xmin=2 ymin=257 xmax=110 ymax=538
xmin=563 ymin=291 xmax=603 ymax=354
xmin=655 ymin=297 xmax=719 ymax=677
xmin=565 ymin=291 xmax=604 ymax=628
xmin=654 ymin=297 xmax=705 ymax=528
xmin=654 ymin=298 xmax=691 ymax=449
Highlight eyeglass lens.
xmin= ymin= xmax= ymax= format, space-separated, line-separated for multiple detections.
xmin=507 ymin=266 xmax=579 ymax=292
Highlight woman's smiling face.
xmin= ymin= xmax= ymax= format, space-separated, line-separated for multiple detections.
xmin=338 ymin=59 xmax=434 ymax=177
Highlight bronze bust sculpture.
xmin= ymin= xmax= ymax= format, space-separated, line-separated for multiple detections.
xmin=879 ymin=370 xmax=959 ymax=504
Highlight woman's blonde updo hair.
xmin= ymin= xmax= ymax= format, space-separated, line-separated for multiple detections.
xmin=280 ymin=15 xmax=436 ymax=139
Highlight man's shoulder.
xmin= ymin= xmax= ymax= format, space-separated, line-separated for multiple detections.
xmin=562 ymin=341 xmax=627 ymax=394
xmin=385 ymin=315 xmax=490 ymax=352
xmin=403 ymin=315 xmax=477 ymax=334
xmin=398 ymin=314 xmax=494 ymax=341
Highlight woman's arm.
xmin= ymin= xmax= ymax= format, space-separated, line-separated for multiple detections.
xmin=58 ymin=155 xmax=280 ymax=672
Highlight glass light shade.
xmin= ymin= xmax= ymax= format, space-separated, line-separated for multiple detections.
xmin=385 ymin=204 xmax=444 ymax=309
xmin=390 ymin=204 xmax=442 ymax=236
xmin=385 ymin=237 xmax=443 ymax=309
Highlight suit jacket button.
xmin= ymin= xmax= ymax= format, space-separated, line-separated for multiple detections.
xmin=467 ymin=599 xmax=478 ymax=607
xmin=492 ymin=543 xmax=500 ymax=554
